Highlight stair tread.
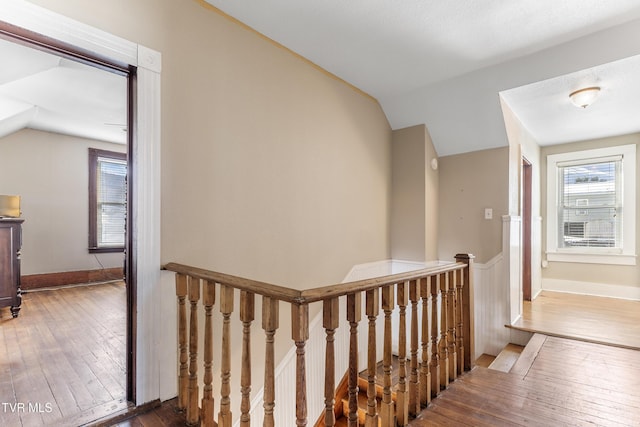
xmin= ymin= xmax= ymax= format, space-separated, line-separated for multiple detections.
xmin=488 ymin=343 xmax=524 ymax=372
xmin=510 ymin=333 xmax=547 ymax=376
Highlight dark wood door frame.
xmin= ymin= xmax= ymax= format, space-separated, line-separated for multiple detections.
xmin=522 ymin=158 xmax=532 ymax=301
xmin=0 ymin=25 xmax=137 ymax=402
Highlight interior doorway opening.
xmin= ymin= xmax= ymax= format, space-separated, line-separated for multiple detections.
xmin=0 ymin=27 xmax=136 ymax=424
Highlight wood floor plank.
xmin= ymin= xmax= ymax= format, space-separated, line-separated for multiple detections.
xmin=0 ymin=281 xmax=127 ymax=426
xmin=415 ymin=335 xmax=640 ymax=426
xmin=510 ymin=291 xmax=640 ymax=350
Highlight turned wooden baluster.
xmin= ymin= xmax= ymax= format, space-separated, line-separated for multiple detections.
xmin=262 ymin=296 xmax=279 ymax=427
xmin=380 ymin=285 xmax=395 ymax=427
xmin=429 ymin=274 xmax=440 ymax=398
xmin=456 ymin=253 xmax=475 ymax=371
xmin=419 ymin=278 xmax=431 ymax=407
xmin=175 ymin=273 xmax=188 ymax=412
xmin=396 ymin=282 xmax=409 ymax=426
xmin=240 ymin=291 xmax=255 ymax=427
xmin=455 ymin=268 xmax=465 ymax=375
xmin=218 ymin=285 xmax=234 ymax=427
xmin=439 ymin=273 xmax=449 ymax=388
xmin=365 ymin=288 xmax=380 ymax=427
xmin=187 ymin=276 xmax=200 ymax=426
xmin=346 ymin=293 xmax=361 ymax=427
xmin=292 ymin=303 xmax=310 ymax=427
xmin=408 ymin=280 xmax=420 ymax=417
xmin=323 ymin=297 xmax=339 ymax=427
xmin=202 ymin=280 xmax=216 ymax=427
xmin=447 ymin=271 xmax=458 ymax=381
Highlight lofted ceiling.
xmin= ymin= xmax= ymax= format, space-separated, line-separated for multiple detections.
xmin=0 ymin=37 xmax=127 ymax=145
xmin=205 ymin=0 xmax=640 ymax=155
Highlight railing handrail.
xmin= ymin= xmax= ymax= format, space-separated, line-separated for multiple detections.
xmin=163 ymin=260 xmax=468 ymax=304
xmin=167 ymin=253 xmax=474 ymax=426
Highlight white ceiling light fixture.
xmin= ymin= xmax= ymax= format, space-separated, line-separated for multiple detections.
xmin=569 ymin=86 xmax=601 ymax=108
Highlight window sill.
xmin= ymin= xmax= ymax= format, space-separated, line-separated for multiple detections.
xmin=89 ymin=247 xmax=125 ymax=254
xmin=546 ymin=251 xmax=636 ymax=266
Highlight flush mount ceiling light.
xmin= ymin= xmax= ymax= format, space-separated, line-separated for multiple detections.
xmin=569 ymin=86 xmax=601 ymax=108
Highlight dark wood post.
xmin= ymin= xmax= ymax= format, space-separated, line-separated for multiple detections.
xmin=455 ymin=253 xmax=475 ymax=371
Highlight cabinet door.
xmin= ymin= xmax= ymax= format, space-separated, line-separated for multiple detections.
xmin=0 ymin=225 xmax=14 ymax=303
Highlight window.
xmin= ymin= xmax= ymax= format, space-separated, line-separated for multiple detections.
xmin=546 ymin=144 xmax=636 ymax=265
xmin=89 ymin=148 xmax=127 ymax=253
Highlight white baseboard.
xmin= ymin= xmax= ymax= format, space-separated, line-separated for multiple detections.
xmin=542 ymin=278 xmax=640 ymax=301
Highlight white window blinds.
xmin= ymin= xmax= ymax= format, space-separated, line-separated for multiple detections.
xmin=96 ymin=156 xmax=127 ymax=248
xmin=557 ymin=158 xmax=622 ymax=249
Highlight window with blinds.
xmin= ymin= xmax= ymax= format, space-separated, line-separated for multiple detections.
xmin=89 ymin=148 xmax=127 ymax=252
xmin=546 ymin=143 xmax=636 ymax=266
xmin=557 ymin=157 xmax=621 ymax=249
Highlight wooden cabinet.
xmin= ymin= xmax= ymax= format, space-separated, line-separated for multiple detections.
xmin=0 ymin=219 xmax=24 ymax=317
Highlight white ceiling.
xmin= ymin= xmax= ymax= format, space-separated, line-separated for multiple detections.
xmin=206 ymin=0 xmax=640 ymax=155
xmin=2 ymin=3 xmax=640 ymax=155
xmin=0 ymin=37 xmax=127 ymax=145
xmin=500 ymin=54 xmax=640 ymax=146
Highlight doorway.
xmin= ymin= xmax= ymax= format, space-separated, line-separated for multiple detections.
xmin=2 ymin=1 xmax=162 ymax=411
xmin=0 ymin=29 xmax=135 ymax=423
xmin=522 ymin=158 xmax=532 ymax=301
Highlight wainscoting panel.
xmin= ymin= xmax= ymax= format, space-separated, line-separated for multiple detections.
xmin=473 ymin=253 xmax=510 ymax=358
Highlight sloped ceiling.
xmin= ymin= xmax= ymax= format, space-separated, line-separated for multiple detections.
xmin=3 ymin=3 xmax=640 ymax=155
xmin=205 ymin=0 xmax=640 ymax=156
xmin=0 ymin=38 xmax=127 ymax=144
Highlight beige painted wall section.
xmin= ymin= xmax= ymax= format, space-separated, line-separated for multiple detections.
xmin=438 ymin=147 xmax=509 ymax=263
xmin=25 ymin=0 xmax=392 ymax=286
xmin=391 ymin=124 xmax=439 ymax=262
xmin=391 ymin=125 xmax=426 ymax=261
xmin=501 ymin=100 xmax=543 ymax=298
xmin=541 ymin=133 xmax=640 ymax=289
xmin=0 ymin=128 xmax=126 ymax=275
xmin=424 ymin=127 xmax=439 ymax=260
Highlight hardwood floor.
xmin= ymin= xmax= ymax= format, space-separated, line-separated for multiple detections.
xmin=0 ymin=282 xmax=128 ymax=426
xmin=510 ymin=290 xmax=640 ymax=349
xmin=107 ymin=399 xmax=184 ymax=427
xmin=413 ymin=334 xmax=640 ymax=426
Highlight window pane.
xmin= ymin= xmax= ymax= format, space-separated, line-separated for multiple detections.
xmin=558 ymin=160 xmax=621 ymax=249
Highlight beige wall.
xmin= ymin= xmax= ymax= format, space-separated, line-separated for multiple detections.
xmin=26 ymin=0 xmax=392 ymax=288
xmin=438 ymin=147 xmax=509 ymax=263
xmin=541 ymin=133 xmax=640 ymax=290
xmin=390 ymin=124 xmax=440 ymax=262
xmin=0 ymin=128 xmax=126 ymax=275
xmin=391 ymin=125 xmax=426 ymax=261
xmin=424 ymin=127 xmax=440 ymax=261
xmin=501 ymin=99 xmax=543 ymax=298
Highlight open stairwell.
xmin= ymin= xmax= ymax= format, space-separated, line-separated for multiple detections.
xmin=324 ymin=359 xmax=400 ymax=427
xmin=324 ymin=333 xmax=640 ymax=426
xmin=165 ymin=254 xmax=476 ymax=427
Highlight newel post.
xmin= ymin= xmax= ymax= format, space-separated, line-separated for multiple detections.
xmin=292 ymin=302 xmax=310 ymax=427
xmin=455 ymin=253 xmax=475 ymax=371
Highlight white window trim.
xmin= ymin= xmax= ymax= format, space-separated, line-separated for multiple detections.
xmin=546 ymin=144 xmax=636 ymax=266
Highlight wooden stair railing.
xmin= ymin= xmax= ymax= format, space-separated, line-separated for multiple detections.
xmin=164 ymin=253 xmax=474 ymax=427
